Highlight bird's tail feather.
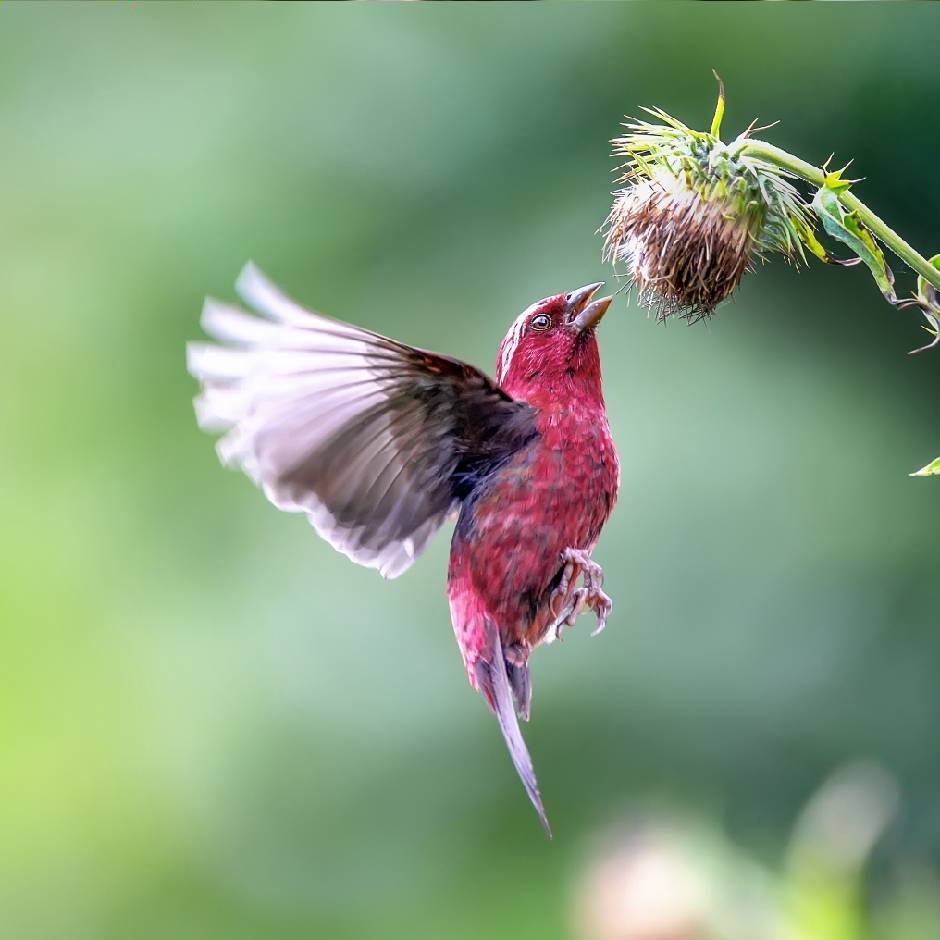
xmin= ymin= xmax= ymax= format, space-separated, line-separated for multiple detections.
xmin=505 ymin=660 xmax=532 ymax=722
xmin=476 ymin=626 xmax=551 ymax=837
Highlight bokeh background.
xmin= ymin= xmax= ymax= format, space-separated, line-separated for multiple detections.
xmin=2 ymin=4 xmax=939 ymax=939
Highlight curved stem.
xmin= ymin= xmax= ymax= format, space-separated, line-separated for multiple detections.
xmin=739 ymin=140 xmax=940 ymax=293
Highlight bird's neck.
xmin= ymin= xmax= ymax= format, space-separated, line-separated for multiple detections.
xmin=500 ymin=333 xmax=606 ymax=414
xmin=503 ymin=369 xmax=606 ymax=418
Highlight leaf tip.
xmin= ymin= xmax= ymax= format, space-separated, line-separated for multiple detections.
xmin=710 ymin=70 xmax=725 ymax=140
xmin=909 ymin=457 xmax=940 ymax=477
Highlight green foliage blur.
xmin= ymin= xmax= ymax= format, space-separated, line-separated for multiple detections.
xmin=2 ymin=4 xmax=938 ymax=939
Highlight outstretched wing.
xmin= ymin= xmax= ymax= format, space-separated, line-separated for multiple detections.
xmin=187 ymin=263 xmax=536 ymax=578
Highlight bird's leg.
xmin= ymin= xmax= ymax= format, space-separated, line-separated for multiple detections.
xmin=545 ymin=558 xmax=578 ymax=642
xmin=549 ymin=548 xmax=612 ymax=638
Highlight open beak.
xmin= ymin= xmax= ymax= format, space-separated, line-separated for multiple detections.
xmin=566 ymin=282 xmax=613 ymax=331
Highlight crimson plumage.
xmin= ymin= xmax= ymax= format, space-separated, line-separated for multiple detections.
xmin=188 ymin=266 xmax=619 ymax=835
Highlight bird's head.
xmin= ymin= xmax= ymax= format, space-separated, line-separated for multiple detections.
xmin=496 ymin=283 xmax=613 ymax=402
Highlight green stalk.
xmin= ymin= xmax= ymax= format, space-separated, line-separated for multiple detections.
xmin=738 ymin=140 xmax=940 ymax=293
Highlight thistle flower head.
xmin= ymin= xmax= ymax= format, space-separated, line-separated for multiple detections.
xmin=602 ymin=84 xmax=815 ymax=322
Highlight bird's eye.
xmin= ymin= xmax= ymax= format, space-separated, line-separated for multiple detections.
xmin=530 ymin=314 xmax=551 ymax=332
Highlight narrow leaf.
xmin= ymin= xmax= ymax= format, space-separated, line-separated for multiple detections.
xmin=812 ymin=187 xmax=897 ymax=302
xmin=710 ymin=70 xmax=725 ymax=140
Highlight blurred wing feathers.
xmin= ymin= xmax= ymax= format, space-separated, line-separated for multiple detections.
xmin=188 ymin=264 xmax=536 ymax=578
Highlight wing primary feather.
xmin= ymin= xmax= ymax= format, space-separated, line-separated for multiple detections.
xmin=236 ymin=261 xmax=327 ymax=328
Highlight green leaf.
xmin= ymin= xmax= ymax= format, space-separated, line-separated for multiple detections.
xmin=821 ymin=162 xmax=858 ymax=194
xmin=812 ymin=186 xmax=897 ymax=303
xmin=823 ymin=171 xmax=853 ymax=195
xmin=910 ymin=457 xmax=940 ymax=477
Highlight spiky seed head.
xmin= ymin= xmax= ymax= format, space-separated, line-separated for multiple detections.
xmin=604 ymin=168 xmax=757 ymax=322
xmin=602 ymin=93 xmax=815 ymax=323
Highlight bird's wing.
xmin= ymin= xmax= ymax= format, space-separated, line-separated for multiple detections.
xmin=187 ymin=263 xmax=537 ymax=579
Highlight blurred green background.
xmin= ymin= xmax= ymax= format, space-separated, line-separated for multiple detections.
xmin=2 ymin=3 xmax=939 ymax=939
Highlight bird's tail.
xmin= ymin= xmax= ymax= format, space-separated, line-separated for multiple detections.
xmin=476 ymin=623 xmax=551 ymax=837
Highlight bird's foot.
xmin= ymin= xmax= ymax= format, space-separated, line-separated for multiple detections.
xmin=547 ymin=548 xmax=612 ymax=639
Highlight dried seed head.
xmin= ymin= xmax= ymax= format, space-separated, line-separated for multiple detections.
xmin=602 ymin=95 xmax=815 ymax=323
xmin=604 ymin=170 xmax=757 ymax=322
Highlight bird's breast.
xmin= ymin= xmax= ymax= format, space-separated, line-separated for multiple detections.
xmin=449 ymin=402 xmax=618 ymax=648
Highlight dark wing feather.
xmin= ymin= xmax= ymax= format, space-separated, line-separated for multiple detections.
xmin=187 ymin=263 xmax=536 ymax=578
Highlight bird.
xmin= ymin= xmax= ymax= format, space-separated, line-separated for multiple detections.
xmin=187 ymin=264 xmax=620 ymax=835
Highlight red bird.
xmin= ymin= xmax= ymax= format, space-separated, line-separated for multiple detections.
xmin=188 ymin=265 xmax=620 ymax=834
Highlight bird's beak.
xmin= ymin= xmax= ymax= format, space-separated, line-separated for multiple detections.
xmin=566 ymin=282 xmax=613 ymax=332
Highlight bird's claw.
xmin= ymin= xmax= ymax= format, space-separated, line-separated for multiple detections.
xmin=546 ymin=548 xmax=612 ymax=641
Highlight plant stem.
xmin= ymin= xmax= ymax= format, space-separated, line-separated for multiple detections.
xmin=738 ymin=140 xmax=940 ymax=293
